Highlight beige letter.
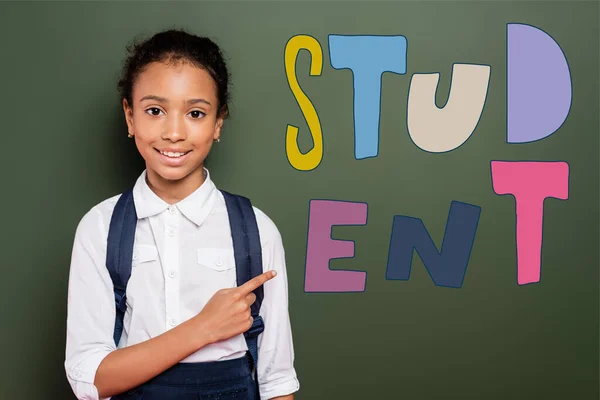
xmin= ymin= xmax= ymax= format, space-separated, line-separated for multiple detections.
xmin=407 ymin=64 xmax=490 ymax=153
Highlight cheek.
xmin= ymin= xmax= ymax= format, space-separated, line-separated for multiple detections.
xmin=190 ymin=139 xmax=214 ymax=157
xmin=132 ymin=119 xmax=160 ymax=146
xmin=134 ymin=141 xmax=152 ymax=161
xmin=133 ymin=133 xmax=159 ymax=159
xmin=191 ymin=126 xmax=217 ymax=147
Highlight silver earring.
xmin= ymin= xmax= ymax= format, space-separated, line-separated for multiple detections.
xmin=128 ymin=133 xmax=133 ymax=138
xmin=215 ymin=138 xmax=220 ymax=142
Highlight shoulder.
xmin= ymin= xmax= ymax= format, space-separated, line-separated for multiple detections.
xmin=252 ymin=205 xmax=283 ymax=247
xmin=73 ymin=192 xmax=123 ymax=243
xmin=214 ymin=190 xmax=283 ymax=248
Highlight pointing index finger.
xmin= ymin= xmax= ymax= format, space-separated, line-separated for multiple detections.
xmin=238 ymin=270 xmax=277 ymax=294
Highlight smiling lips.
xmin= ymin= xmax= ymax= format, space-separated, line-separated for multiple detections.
xmin=155 ymin=148 xmax=192 ymax=165
xmin=159 ymin=149 xmax=189 ymax=158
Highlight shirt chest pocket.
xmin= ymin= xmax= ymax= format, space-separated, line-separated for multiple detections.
xmin=197 ymin=248 xmax=237 ymax=287
xmin=132 ymin=244 xmax=158 ymax=268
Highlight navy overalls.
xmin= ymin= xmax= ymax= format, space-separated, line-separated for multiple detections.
xmin=106 ymin=189 xmax=265 ymax=400
xmin=111 ymin=357 xmax=257 ymax=400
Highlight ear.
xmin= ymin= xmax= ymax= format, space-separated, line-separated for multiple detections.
xmin=122 ymin=98 xmax=134 ymax=137
xmin=213 ymin=113 xmax=225 ymax=141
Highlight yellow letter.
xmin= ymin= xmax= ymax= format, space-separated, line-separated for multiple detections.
xmin=285 ymin=35 xmax=323 ymax=171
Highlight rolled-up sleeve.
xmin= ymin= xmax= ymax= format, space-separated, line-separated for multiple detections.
xmin=254 ymin=208 xmax=300 ymax=399
xmin=65 ymin=204 xmax=117 ymax=400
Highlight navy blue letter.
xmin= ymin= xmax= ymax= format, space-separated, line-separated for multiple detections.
xmin=385 ymin=201 xmax=481 ymax=288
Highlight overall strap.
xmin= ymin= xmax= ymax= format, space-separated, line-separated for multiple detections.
xmin=220 ymin=190 xmax=264 ymax=389
xmin=106 ymin=189 xmax=137 ymax=347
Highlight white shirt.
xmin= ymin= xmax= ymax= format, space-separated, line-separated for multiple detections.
xmin=64 ymin=168 xmax=299 ymax=400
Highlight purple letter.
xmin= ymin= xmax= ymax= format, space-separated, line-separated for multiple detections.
xmin=507 ymin=23 xmax=572 ymax=143
xmin=304 ymin=200 xmax=367 ymax=292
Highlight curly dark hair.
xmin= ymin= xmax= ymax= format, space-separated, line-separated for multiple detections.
xmin=117 ymin=28 xmax=230 ymax=118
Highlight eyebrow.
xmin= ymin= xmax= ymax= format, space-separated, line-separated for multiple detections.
xmin=139 ymin=95 xmax=211 ymax=106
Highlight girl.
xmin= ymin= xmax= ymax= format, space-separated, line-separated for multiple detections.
xmin=64 ymin=28 xmax=299 ymax=400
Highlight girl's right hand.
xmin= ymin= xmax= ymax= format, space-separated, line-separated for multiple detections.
xmin=193 ymin=270 xmax=277 ymax=346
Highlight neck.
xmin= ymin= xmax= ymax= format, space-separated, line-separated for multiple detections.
xmin=145 ymin=166 xmax=206 ymax=205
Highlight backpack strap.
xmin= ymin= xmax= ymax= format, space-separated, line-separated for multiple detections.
xmin=220 ymin=190 xmax=265 ymax=391
xmin=105 ymin=190 xmax=137 ymax=347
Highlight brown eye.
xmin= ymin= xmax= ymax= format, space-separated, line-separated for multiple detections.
xmin=145 ymin=108 xmax=163 ymax=116
xmin=190 ymin=110 xmax=205 ymax=119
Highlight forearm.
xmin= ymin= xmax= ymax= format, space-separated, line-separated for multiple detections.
xmin=271 ymin=395 xmax=294 ymax=400
xmin=94 ymin=317 xmax=208 ymax=398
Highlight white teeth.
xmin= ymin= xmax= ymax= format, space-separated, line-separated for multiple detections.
xmin=160 ymin=151 xmax=186 ymax=158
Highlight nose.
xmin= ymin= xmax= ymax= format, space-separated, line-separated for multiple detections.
xmin=162 ymin=113 xmax=187 ymax=142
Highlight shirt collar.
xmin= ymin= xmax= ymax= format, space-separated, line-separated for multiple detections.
xmin=132 ymin=168 xmax=217 ymax=226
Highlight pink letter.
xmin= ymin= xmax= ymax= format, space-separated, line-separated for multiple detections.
xmin=304 ymin=200 xmax=367 ymax=292
xmin=491 ymin=161 xmax=569 ymax=285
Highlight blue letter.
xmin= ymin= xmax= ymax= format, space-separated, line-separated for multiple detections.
xmin=329 ymin=35 xmax=407 ymax=160
xmin=386 ymin=201 xmax=481 ymax=288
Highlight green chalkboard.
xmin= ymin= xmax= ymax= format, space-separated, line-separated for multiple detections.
xmin=0 ymin=1 xmax=597 ymax=399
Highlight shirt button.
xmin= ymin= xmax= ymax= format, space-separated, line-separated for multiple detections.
xmin=71 ymin=369 xmax=82 ymax=379
xmin=168 ymin=270 xmax=176 ymax=278
xmin=168 ymin=206 xmax=176 ymax=214
xmin=166 ymin=228 xmax=175 ymax=236
xmin=215 ymin=257 xmax=223 ymax=267
xmin=132 ymin=252 xmax=138 ymax=261
xmin=169 ymin=318 xmax=177 ymax=327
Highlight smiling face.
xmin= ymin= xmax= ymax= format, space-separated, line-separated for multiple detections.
xmin=123 ymin=60 xmax=224 ymax=198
